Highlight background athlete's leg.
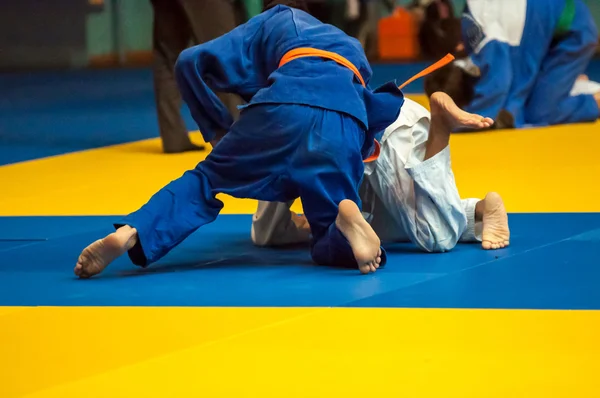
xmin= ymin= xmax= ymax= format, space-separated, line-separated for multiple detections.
xmin=525 ymin=1 xmax=599 ymax=125
xmin=150 ymin=0 xmax=199 ymax=153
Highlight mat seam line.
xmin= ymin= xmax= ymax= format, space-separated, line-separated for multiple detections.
xmin=340 ymin=227 xmax=600 ymax=307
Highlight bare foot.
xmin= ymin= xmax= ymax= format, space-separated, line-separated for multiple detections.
xmin=74 ymin=226 xmax=138 ymax=278
xmin=481 ymin=192 xmax=510 ymax=250
xmin=430 ymin=91 xmax=494 ymax=131
xmin=292 ymin=214 xmax=311 ymax=233
xmin=291 ymin=214 xmax=312 ymax=243
xmin=335 ymin=199 xmax=381 ymax=274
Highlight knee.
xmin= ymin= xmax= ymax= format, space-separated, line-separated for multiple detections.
xmin=250 ymin=223 xmax=272 ymax=247
xmin=525 ymin=101 xmax=558 ymax=125
xmin=415 ymin=239 xmax=444 ymax=253
xmin=174 ymin=47 xmax=197 ymax=85
xmin=414 ymin=225 xmax=460 ymax=253
xmin=310 ymin=225 xmax=358 ymax=268
xmin=431 ymin=238 xmax=458 ymax=253
xmin=581 ymin=13 xmax=599 ymax=49
xmin=417 ymin=236 xmax=458 ymax=253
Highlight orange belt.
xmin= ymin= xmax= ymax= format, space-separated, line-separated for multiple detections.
xmin=279 ymin=48 xmax=455 ymax=162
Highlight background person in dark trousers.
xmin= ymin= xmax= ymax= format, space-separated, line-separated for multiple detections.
xmin=150 ymin=0 xmax=243 ymax=153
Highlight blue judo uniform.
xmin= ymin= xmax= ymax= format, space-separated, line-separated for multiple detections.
xmin=116 ymin=5 xmax=405 ymax=269
xmin=462 ymin=0 xmax=598 ymax=127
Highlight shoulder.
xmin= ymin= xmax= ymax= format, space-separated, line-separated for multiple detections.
xmin=463 ymin=0 xmax=526 ymax=52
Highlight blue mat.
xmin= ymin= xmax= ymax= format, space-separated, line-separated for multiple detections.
xmin=1 ymin=213 xmax=599 ymax=309
xmin=2 ymin=60 xmax=600 ymax=166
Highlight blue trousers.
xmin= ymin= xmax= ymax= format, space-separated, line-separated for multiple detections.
xmin=525 ymin=0 xmax=599 ymax=125
xmin=117 ymin=103 xmax=387 ymax=269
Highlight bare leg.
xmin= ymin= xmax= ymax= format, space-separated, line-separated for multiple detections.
xmin=335 ymin=199 xmax=381 ymax=274
xmin=74 ymin=226 xmax=138 ymax=278
xmin=595 ymin=92 xmax=600 ymax=111
xmin=426 ymin=92 xmax=494 ymax=160
xmin=426 ymin=94 xmax=507 ymax=249
xmin=251 ymin=201 xmax=311 ymax=247
xmin=474 ymin=192 xmax=510 ymax=250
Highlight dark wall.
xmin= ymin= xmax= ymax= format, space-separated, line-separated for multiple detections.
xmin=0 ymin=0 xmax=102 ymax=69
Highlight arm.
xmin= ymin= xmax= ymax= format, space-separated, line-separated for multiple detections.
xmin=461 ymin=4 xmax=513 ymax=119
xmin=174 ymin=18 xmax=266 ymax=143
xmin=465 ymin=40 xmax=512 ymax=120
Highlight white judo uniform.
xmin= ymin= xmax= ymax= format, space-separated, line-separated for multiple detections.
xmin=458 ymin=0 xmax=599 ymax=127
xmin=251 ymin=98 xmax=482 ymax=252
xmin=571 ymin=78 xmax=600 ymax=97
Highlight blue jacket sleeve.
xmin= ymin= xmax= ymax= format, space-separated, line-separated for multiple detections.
xmin=174 ymin=19 xmax=267 ymax=143
xmin=466 ymin=40 xmax=512 ymax=119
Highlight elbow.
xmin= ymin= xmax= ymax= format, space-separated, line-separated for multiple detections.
xmin=174 ymin=47 xmax=198 ymax=85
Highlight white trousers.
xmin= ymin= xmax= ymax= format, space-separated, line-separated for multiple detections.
xmin=250 ymin=200 xmax=310 ymax=247
xmin=362 ymin=98 xmax=481 ymax=252
xmin=570 ymin=78 xmax=600 ymax=96
xmin=250 ymin=99 xmax=482 ymax=252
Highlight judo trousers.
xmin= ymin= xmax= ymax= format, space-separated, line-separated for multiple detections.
xmin=524 ymin=0 xmax=599 ymax=125
xmin=117 ymin=103 xmax=384 ymax=269
xmin=150 ymin=0 xmax=243 ymax=151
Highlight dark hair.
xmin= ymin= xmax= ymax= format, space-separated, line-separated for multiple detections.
xmin=424 ymin=63 xmax=475 ymax=109
xmin=263 ymin=0 xmax=309 ymax=12
xmin=419 ymin=17 xmax=462 ymax=60
xmin=415 ymin=0 xmax=462 ymax=60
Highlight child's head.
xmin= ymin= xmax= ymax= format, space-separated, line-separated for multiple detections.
xmin=412 ymin=0 xmax=463 ymax=60
xmin=263 ymin=0 xmax=309 ymax=12
xmin=419 ymin=17 xmax=463 ymax=60
xmin=424 ymin=62 xmax=475 ymax=108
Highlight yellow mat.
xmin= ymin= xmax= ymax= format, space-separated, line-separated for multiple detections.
xmin=2 ymin=307 xmax=599 ymax=398
xmin=0 ymin=104 xmax=599 ymax=216
xmin=2 ymin=95 xmax=600 ymax=398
